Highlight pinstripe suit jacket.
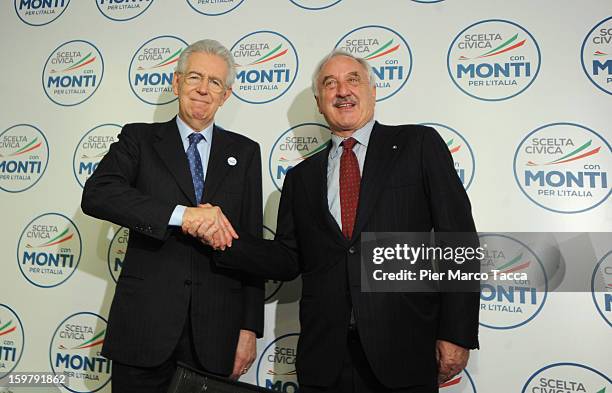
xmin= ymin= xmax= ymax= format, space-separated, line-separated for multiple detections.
xmin=81 ymin=118 xmax=264 ymax=375
xmin=216 ymin=122 xmax=479 ymax=388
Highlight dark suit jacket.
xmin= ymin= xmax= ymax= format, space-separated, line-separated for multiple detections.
xmin=81 ymin=118 xmax=264 ymax=375
xmin=215 ymin=123 xmax=479 ymax=389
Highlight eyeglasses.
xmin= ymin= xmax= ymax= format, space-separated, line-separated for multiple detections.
xmin=180 ymin=72 xmax=226 ymax=93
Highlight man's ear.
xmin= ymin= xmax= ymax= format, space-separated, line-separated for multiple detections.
xmin=172 ymin=72 xmax=180 ymax=96
xmin=220 ymin=87 xmax=232 ymax=106
xmin=315 ymin=94 xmax=323 ymax=114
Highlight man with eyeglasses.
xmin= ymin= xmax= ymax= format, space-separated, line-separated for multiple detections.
xmin=81 ymin=39 xmax=263 ymax=393
xmin=206 ymin=50 xmax=480 ymax=393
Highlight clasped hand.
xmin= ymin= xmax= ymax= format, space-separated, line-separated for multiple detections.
xmin=181 ymin=203 xmax=238 ymax=250
xmin=436 ymin=340 xmax=469 ymax=385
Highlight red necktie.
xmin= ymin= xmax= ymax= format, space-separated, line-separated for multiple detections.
xmin=339 ymin=137 xmax=360 ymax=239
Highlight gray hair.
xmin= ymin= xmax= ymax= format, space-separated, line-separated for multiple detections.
xmin=175 ymin=39 xmax=237 ymax=87
xmin=311 ymin=49 xmax=376 ymax=97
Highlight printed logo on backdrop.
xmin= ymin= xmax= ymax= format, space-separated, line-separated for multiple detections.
xmin=107 ymin=226 xmax=128 ymax=283
xmin=269 ymin=123 xmax=330 ymax=191
xmin=421 ymin=123 xmax=475 ymax=189
xmin=591 ymin=250 xmax=612 ymax=328
xmin=263 ymin=226 xmax=283 ymax=301
xmin=335 ymin=25 xmax=412 ymax=102
xmin=186 ymin=0 xmax=245 ymax=16
xmin=513 ymin=122 xmax=610 ymax=214
xmin=96 ymin=0 xmax=154 ymax=21
xmin=17 ymin=213 xmax=82 ymax=288
xmin=439 ymin=369 xmax=477 ymax=392
xmin=0 ymin=304 xmax=25 ymax=379
xmin=257 ymin=333 xmax=298 ymax=392
xmin=521 ymin=363 xmax=610 ymax=393
xmin=129 ymin=36 xmax=187 ymax=105
xmin=231 ymin=31 xmax=299 ymax=104
xmin=478 ymin=234 xmax=548 ymax=329
xmin=447 ymin=19 xmax=540 ymax=101
xmin=0 ymin=124 xmax=49 ymax=193
xmin=581 ymin=16 xmax=612 ymax=95
xmin=288 ymin=0 xmax=341 ymax=10
xmin=49 ymin=312 xmax=111 ymax=393
xmin=14 ymin=0 xmax=70 ymax=26
xmin=73 ymin=124 xmax=120 ymax=188
xmin=42 ymin=40 xmax=104 ymax=106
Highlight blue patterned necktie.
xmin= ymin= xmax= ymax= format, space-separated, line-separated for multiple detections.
xmin=187 ymin=132 xmax=205 ymax=203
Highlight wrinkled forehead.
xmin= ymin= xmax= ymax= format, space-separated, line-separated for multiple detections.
xmin=318 ymin=55 xmax=368 ymax=82
xmin=185 ymin=52 xmax=229 ymax=75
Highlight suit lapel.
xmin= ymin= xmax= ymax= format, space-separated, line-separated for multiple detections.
xmin=153 ymin=118 xmax=197 ymax=206
xmin=201 ymin=125 xmax=235 ymax=203
xmin=352 ymin=122 xmax=402 ymax=241
xmin=300 ymin=143 xmax=348 ymax=247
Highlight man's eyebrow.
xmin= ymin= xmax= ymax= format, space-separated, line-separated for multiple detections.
xmin=321 ymin=71 xmax=362 ymax=83
xmin=321 ymin=75 xmax=336 ymax=84
xmin=186 ymin=71 xmax=224 ymax=82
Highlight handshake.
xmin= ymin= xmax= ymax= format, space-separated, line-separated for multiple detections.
xmin=181 ymin=203 xmax=238 ymax=250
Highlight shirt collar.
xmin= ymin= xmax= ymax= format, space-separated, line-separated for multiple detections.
xmin=329 ymin=119 xmax=375 ymax=160
xmin=176 ymin=115 xmax=214 ymax=145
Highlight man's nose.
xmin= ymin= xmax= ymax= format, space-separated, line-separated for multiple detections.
xmin=336 ymin=80 xmax=351 ymax=96
xmin=195 ymin=78 xmax=209 ymax=94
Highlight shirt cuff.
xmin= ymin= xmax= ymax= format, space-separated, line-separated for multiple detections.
xmin=169 ymin=205 xmax=186 ymax=227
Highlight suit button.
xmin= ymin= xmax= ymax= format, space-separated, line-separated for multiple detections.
xmin=348 ymin=246 xmax=356 ymax=255
xmin=184 ymin=280 xmax=192 ymax=286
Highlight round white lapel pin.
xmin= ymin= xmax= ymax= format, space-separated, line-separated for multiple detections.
xmin=227 ymin=156 xmax=237 ymax=166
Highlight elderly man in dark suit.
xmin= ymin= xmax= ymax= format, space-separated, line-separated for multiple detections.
xmin=81 ymin=39 xmax=263 ymax=393
xmin=200 ymin=50 xmax=480 ymax=393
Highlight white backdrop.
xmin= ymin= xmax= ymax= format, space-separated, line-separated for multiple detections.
xmin=0 ymin=1 xmax=610 ymax=392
